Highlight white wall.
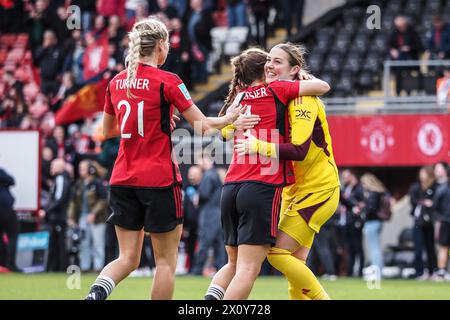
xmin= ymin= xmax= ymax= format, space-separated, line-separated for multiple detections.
xmin=303 ymin=0 xmax=346 ymax=26
xmin=0 ymin=131 xmax=40 ymax=211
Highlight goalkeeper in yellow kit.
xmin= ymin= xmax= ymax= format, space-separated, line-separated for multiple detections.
xmin=232 ymin=43 xmax=340 ymax=300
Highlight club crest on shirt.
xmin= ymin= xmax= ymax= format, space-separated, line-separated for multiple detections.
xmin=178 ymin=83 xmax=191 ymax=101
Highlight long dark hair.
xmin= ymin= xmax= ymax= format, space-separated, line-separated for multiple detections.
xmin=218 ymin=48 xmax=267 ymax=116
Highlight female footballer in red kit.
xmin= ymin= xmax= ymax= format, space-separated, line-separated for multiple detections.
xmin=85 ymin=17 xmax=242 ymax=300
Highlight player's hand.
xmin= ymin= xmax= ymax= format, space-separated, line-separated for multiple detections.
xmin=68 ymin=218 xmax=77 ymax=227
xmin=171 ymin=114 xmax=181 ymax=131
xmin=298 ymin=70 xmax=314 ymax=80
xmin=87 ymin=213 xmax=96 ymax=224
xmin=423 ymin=199 xmax=433 ymax=208
xmin=234 ymin=114 xmax=260 ymax=131
xmin=226 ymin=103 xmax=246 ymax=123
xmin=235 ymin=131 xmax=258 ymax=156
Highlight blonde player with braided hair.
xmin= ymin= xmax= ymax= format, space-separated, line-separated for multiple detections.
xmin=85 ymin=17 xmax=243 ymax=300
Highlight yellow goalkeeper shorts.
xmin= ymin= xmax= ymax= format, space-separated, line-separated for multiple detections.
xmin=278 ymin=186 xmax=339 ymax=248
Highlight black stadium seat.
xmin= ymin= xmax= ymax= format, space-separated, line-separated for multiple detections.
xmin=324 ymin=53 xmax=343 ymax=74
xmin=422 ymin=74 xmax=439 ymax=95
xmin=358 ymin=71 xmax=374 ymax=90
xmin=343 ymin=53 xmax=362 ymax=74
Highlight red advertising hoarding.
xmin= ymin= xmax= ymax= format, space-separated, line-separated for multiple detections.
xmin=327 ymin=114 xmax=450 ymax=166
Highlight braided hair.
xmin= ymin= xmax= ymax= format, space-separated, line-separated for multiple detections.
xmin=219 ymin=48 xmax=267 ymax=116
xmin=125 ymin=17 xmax=169 ymax=98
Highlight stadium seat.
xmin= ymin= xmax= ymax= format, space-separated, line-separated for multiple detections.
xmin=425 ymin=0 xmax=442 ymax=11
xmin=401 ymin=72 xmax=421 ymax=93
xmin=223 ymin=26 xmax=248 ymax=57
xmin=352 ymin=34 xmax=369 ymax=55
xmin=382 ymin=14 xmax=395 ymax=30
xmin=6 ymin=48 xmax=24 ymax=64
xmin=422 ymin=74 xmax=439 ymax=95
xmin=324 ymin=53 xmax=342 ymax=74
xmin=342 ymin=53 xmax=362 ymax=74
xmin=361 ymin=53 xmax=381 ymax=73
xmin=357 ymin=71 xmax=374 ymax=90
xmin=335 ymin=72 xmax=354 ymax=95
xmin=385 ymin=228 xmax=415 ymax=271
xmin=307 ymin=54 xmax=323 ymax=74
xmin=386 ymin=0 xmax=402 ymax=13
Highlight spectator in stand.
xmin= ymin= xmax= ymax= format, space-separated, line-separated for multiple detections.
xmin=41 ymin=158 xmax=72 ymax=272
xmin=163 ymin=17 xmax=193 ymax=89
xmin=427 ymin=162 xmax=450 ymax=281
xmin=183 ymin=165 xmax=202 ymax=273
xmin=0 ymin=86 xmax=28 ymax=129
xmin=63 ymin=30 xmax=86 ymax=87
xmin=26 ymin=0 xmax=54 ymax=53
xmin=68 ymin=160 xmax=108 ymax=272
xmin=126 ymin=1 xmax=149 ymax=30
xmin=170 ymin=0 xmax=188 ymax=19
xmin=156 ymin=0 xmax=178 ymax=19
xmin=54 ymin=6 xmax=71 ymax=45
xmin=34 ymin=30 xmax=63 ymax=98
xmin=388 ymin=15 xmax=423 ymax=96
xmin=107 ymin=15 xmax=126 ymax=48
xmin=0 ymin=168 xmax=19 ymax=272
xmin=52 ymin=72 xmax=79 ymax=112
xmin=191 ymin=154 xmax=226 ymax=276
xmin=360 ymin=173 xmax=387 ymax=274
xmin=425 ymin=14 xmax=450 ymax=61
xmin=96 ymin=0 xmax=126 ymax=18
xmin=71 ymin=0 xmax=97 ymax=33
xmin=282 ymin=0 xmax=304 ymax=41
xmin=409 ymin=166 xmax=438 ymax=279
xmin=226 ymin=0 xmax=247 ymax=27
xmin=46 ymin=126 xmax=69 ymax=160
xmin=248 ymin=0 xmax=270 ymax=48
xmin=93 ymin=15 xmax=108 ymax=42
xmin=339 ymin=169 xmax=365 ymax=277
xmin=187 ymin=0 xmax=214 ymax=84
xmin=125 ymin=0 xmax=148 ymax=20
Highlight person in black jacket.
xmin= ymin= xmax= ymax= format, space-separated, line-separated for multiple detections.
xmin=40 ymin=158 xmax=72 ymax=272
xmin=339 ymin=169 xmax=365 ymax=277
xmin=0 ymin=168 xmax=19 ymax=272
xmin=409 ymin=166 xmax=438 ymax=279
xmin=33 ymin=30 xmax=63 ymax=98
xmin=191 ymin=153 xmax=226 ymax=275
xmin=427 ymin=162 xmax=450 ymax=281
xmin=360 ymin=173 xmax=388 ymax=274
xmin=388 ymin=15 xmax=423 ymax=95
xmin=183 ymin=165 xmax=202 ymax=274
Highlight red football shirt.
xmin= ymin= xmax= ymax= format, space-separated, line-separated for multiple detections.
xmin=224 ymin=80 xmax=300 ymax=186
xmin=104 ymin=63 xmax=193 ymax=188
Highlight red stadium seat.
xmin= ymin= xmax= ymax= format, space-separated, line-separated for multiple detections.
xmin=5 ymin=48 xmax=24 ymax=64
xmin=0 ymin=34 xmax=17 ymax=49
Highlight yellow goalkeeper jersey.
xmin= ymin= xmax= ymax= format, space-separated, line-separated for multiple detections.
xmin=282 ymin=96 xmax=340 ymax=201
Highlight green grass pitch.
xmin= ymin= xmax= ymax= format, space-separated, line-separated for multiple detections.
xmin=0 ymin=273 xmax=449 ymax=300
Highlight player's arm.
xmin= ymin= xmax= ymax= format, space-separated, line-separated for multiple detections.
xmin=103 ymin=112 xmax=120 ymax=139
xmin=182 ymin=103 xmax=244 ymax=135
xmin=220 ymin=113 xmax=261 ymax=140
xmin=235 ymin=97 xmax=318 ymax=160
xmin=298 ymin=78 xmax=330 ymax=96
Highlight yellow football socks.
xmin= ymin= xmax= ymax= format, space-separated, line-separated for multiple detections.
xmin=267 ymin=247 xmax=330 ymax=300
